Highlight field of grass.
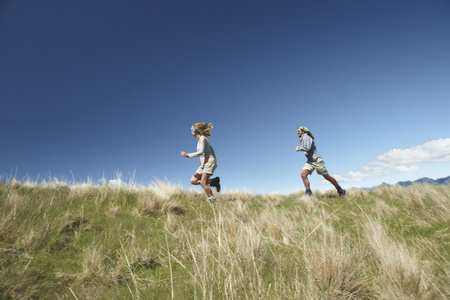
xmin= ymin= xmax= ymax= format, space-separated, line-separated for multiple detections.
xmin=0 ymin=180 xmax=449 ymax=299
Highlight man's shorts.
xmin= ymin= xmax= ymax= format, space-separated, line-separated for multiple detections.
xmin=195 ymin=160 xmax=217 ymax=175
xmin=303 ymin=157 xmax=328 ymax=175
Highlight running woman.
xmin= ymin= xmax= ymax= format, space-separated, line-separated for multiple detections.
xmin=181 ymin=123 xmax=221 ymax=203
xmin=295 ymin=126 xmax=346 ymax=197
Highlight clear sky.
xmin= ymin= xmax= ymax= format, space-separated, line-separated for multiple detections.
xmin=1 ymin=0 xmax=450 ymax=193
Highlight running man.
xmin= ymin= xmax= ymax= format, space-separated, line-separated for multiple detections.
xmin=295 ymin=126 xmax=346 ymax=197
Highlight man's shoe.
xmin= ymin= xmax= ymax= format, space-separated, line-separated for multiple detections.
xmin=338 ymin=189 xmax=346 ymax=198
xmin=305 ymin=189 xmax=312 ymax=196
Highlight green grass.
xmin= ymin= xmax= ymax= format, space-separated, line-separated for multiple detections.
xmin=0 ymin=181 xmax=449 ymax=299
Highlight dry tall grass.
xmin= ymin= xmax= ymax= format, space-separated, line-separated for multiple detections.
xmin=0 ymin=180 xmax=448 ymax=299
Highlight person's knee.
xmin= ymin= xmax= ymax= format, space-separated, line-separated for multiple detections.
xmin=323 ymin=174 xmax=337 ymax=184
xmin=301 ymin=171 xmax=309 ymax=179
xmin=190 ymin=177 xmax=200 ymax=185
xmin=323 ymin=174 xmax=333 ymax=180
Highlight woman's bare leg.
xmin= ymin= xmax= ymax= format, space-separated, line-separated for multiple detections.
xmin=191 ymin=172 xmax=215 ymax=199
xmin=200 ymin=173 xmax=213 ymax=197
xmin=190 ymin=173 xmax=202 ymax=185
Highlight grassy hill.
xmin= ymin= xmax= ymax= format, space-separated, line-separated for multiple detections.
xmin=1 ymin=181 xmax=449 ymax=299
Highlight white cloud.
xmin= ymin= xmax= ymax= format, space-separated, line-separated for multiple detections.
xmin=330 ymin=174 xmax=347 ymax=182
xmin=333 ymin=138 xmax=450 ymax=183
xmin=392 ymin=165 xmax=420 ymax=172
xmin=363 ymin=166 xmax=390 ymax=176
xmin=375 ymin=138 xmax=450 ymax=166
xmin=328 ymin=171 xmax=369 ymax=183
xmin=348 ymin=171 xmax=368 ymax=179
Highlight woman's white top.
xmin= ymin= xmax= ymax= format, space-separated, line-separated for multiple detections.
xmin=187 ymin=136 xmax=216 ymax=161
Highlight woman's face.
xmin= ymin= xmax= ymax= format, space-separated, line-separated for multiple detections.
xmin=297 ymin=128 xmax=304 ymax=137
xmin=192 ymin=130 xmax=200 ymax=138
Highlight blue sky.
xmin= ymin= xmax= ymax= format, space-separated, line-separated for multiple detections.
xmin=1 ymin=0 xmax=449 ymax=193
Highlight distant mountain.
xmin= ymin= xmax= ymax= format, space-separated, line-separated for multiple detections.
xmin=388 ymin=176 xmax=450 ymax=187
xmin=361 ymin=176 xmax=450 ymax=190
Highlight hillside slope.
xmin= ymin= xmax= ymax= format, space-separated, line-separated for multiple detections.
xmin=1 ymin=182 xmax=449 ymax=299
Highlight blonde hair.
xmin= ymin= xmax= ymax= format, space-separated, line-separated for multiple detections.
xmin=193 ymin=123 xmax=213 ymax=137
